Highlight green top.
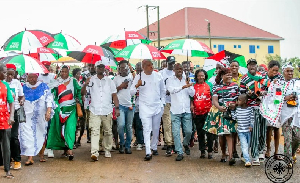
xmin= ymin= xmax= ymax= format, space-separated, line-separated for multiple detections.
xmin=1 ymin=81 xmax=14 ymax=104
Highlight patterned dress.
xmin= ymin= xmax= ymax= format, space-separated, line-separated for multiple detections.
xmin=203 ymin=82 xmax=239 ymax=135
xmin=47 ymin=77 xmax=82 ymax=150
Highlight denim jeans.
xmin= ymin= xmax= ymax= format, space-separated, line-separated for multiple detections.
xmin=238 ymin=132 xmax=251 ymax=162
xmin=171 ymin=112 xmax=192 ymax=155
xmin=134 ymin=112 xmax=144 ymax=144
xmin=117 ymin=105 xmax=135 ymax=149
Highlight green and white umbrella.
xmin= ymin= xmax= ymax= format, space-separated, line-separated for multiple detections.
xmin=115 ymin=43 xmax=166 ymax=60
xmin=47 ymin=32 xmax=81 ymax=56
xmin=203 ymin=50 xmax=247 ymax=80
xmin=2 ymin=30 xmax=54 ymax=52
xmin=0 ymin=55 xmax=49 ymax=75
xmin=161 ymin=39 xmax=214 ymax=58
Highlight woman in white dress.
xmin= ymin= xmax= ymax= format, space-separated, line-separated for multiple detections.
xmin=19 ymin=73 xmax=54 ymax=165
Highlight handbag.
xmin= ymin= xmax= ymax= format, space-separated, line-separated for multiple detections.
xmin=17 ymin=106 xmax=26 ymax=123
xmin=76 ymin=103 xmax=83 ymax=117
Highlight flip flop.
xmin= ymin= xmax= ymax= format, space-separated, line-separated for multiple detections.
xmin=3 ymin=174 xmax=14 ymax=179
xmin=25 ymin=160 xmax=34 ymax=166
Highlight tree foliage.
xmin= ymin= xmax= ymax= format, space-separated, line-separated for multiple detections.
xmin=264 ymin=54 xmax=300 ymax=78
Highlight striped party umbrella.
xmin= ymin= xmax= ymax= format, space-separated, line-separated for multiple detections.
xmin=115 ymin=43 xmax=166 ymax=60
xmin=101 ymin=31 xmax=152 ymax=49
xmin=68 ymin=45 xmax=117 ymax=66
xmin=24 ymin=47 xmax=63 ymax=61
xmin=0 ymin=50 xmax=19 ymax=59
xmin=161 ymin=39 xmax=213 ymax=58
xmin=2 ymin=30 xmax=54 ymax=52
xmin=47 ymin=32 xmax=81 ymax=56
xmin=0 ymin=55 xmax=49 ymax=75
xmin=203 ymin=50 xmax=247 ymax=80
xmin=102 ymin=46 xmax=124 ymax=61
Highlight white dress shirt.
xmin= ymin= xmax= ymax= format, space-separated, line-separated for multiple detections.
xmin=159 ymin=68 xmax=175 ymax=104
xmin=113 ymin=74 xmax=133 ymax=107
xmin=88 ymin=75 xmax=117 ymax=115
xmin=166 ymin=75 xmax=195 ymax=115
xmin=131 ymin=71 xmax=166 ymax=118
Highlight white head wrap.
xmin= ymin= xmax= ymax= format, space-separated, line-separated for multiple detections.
xmin=282 ymin=62 xmax=293 ymax=71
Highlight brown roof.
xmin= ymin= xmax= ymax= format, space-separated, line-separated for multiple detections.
xmin=138 ymin=7 xmax=283 ymax=41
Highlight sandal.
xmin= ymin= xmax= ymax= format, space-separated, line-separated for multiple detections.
xmin=68 ymin=154 xmax=74 ymax=161
xmin=3 ymin=174 xmax=14 ymax=179
xmin=25 ymin=160 xmax=34 ymax=166
xmin=40 ymin=158 xmax=47 ymax=162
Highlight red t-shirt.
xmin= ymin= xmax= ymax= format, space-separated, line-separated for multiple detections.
xmin=193 ymin=83 xmax=212 ymax=115
xmin=0 ymin=81 xmax=14 ymax=130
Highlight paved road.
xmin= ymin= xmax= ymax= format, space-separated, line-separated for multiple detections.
xmin=2 ymin=135 xmax=300 ymax=183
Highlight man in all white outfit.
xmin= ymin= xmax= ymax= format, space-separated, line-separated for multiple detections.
xmin=130 ymin=60 xmax=166 ymax=161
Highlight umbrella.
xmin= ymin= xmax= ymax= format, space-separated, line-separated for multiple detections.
xmin=23 ymin=47 xmax=63 ymax=61
xmin=0 ymin=55 xmax=49 ymax=75
xmin=101 ymin=31 xmax=152 ymax=49
xmin=51 ymin=56 xmax=79 ymax=63
xmin=47 ymin=32 xmax=81 ymax=56
xmin=0 ymin=51 xmax=19 ymax=59
xmin=115 ymin=43 xmax=166 ymax=60
xmin=2 ymin=30 xmax=54 ymax=52
xmin=161 ymin=39 xmax=213 ymax=59
xmin=203 ymin=50 xmax=247 ymax=80
xmin=102 ymin=46 xmax=124 ymax=61
xmin=67 ymin=45 xmax=117 ymax=66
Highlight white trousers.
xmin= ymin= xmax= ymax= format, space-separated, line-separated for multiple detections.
xmin=140 ymin=108 xmax=163 ymax=155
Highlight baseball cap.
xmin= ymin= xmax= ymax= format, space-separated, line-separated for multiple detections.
xmin=247 ymin=58 xmax=257 ymax=65
xmin=166 ymin=56 xmax=176 ymax=63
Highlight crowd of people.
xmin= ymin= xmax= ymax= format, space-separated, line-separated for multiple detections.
xmin=0 ymin=56 xmax=299 ymax=179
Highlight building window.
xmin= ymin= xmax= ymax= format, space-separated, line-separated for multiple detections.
xmin=213 ymin=45 xmax=216 ymax=48
xmin=218 ymin=45 xmax=224 ymax=52
xmin=234 ymin=45 xmax=237 ymax=48
xmin=268 ymin=45 xmax=274 ymax=54
xmin=238 ymin=45 xmax=241 ymax=48
xmin=249 ymin=45 xmax=255 ymax=53
xmin=257 ymin=45 xmax=260 ymax=49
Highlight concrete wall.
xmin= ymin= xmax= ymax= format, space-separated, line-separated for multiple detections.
xmin=144 ymin=38 xmax=281 ymax=68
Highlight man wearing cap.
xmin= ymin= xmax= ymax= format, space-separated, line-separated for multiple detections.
xmin=131 ymin=59 xmax=166 ymax=161
xmin=38 ymin=61 xmax=56 ymax=158
xmin=159 ymin=56 xmax=175 ymax=156
xmin=240 ymin=58 xmax=270 ymax=166
xmin=5 ymin=64 xmax=24 ymax=170
xmin=81 ymin=61 xmax=120 ymax=161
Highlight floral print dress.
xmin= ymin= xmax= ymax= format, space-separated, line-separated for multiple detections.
xmin=203 ymin=82 xmax=239 ymax=135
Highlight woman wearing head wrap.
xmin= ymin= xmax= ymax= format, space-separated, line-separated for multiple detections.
xmin=260 ymin=63 xmax=299 ymax=164
xmin=47 ymin=65 xmax=82 ymax=160
xmin=19 ymin=73 xmax=55 ymax=166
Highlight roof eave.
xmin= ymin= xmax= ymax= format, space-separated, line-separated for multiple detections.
xmin=150 ymin=35 xmax=284 ymax=41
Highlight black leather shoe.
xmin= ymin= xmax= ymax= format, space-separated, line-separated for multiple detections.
xmin=152 ymin=150 xmax=159 ymax=156
xmin=125 ymin=148 xmax=132 ymax=154
xmin=119 ymin=145 xmax=125 ymax=154
xmin=229 ymin=158 xmax=236 ymax=166
xmin=184 ymin=145 xmax=190 ymax=155
xmin=233 ymin=151 xmax=239 ymax=158
xmin=166 ymin=146 xmax=172 ymax=157
xmin=144 ymin=154 xmax=152 ymax=161
xmin=176 ymin=154 xmax=184 ymax=161
xmin=220 ymin=159 xmax=227 ymax=163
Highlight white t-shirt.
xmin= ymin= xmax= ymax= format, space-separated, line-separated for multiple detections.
xmin=88 ymin=75 xmax=117 ymax=115
xmin=159 ymin=68 xmax=175 ymax=104
xmin=7 ymin=79 xmax=24 ymax=110
xmin=38 ymin=73 xmax=56 ymax=89
xmin=113 ymin=74 xmax=133 ymax=107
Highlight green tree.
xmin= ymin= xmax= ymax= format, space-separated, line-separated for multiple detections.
xmin=264 ymin=54 xmax=300 ymax=78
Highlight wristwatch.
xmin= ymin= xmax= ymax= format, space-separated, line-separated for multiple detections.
xmin=115 ymin=106 xmax=119 ymax=109
xmin=131 ymin=71 xmax=134 ymax=73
